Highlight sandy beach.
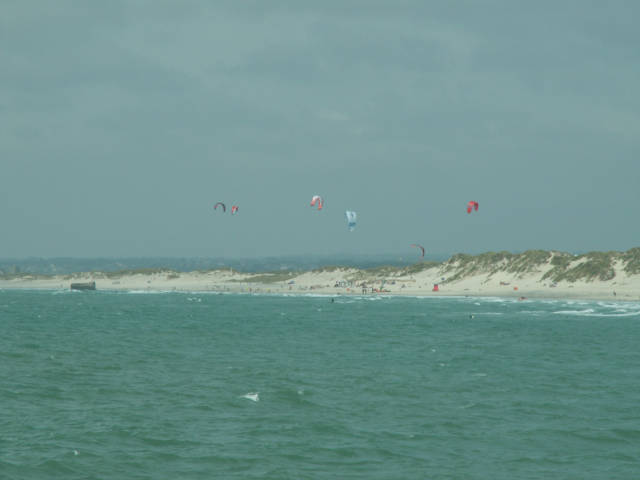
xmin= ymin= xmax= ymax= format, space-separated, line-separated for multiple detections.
xmin=2 ymin=251 xmax=639 ymax=302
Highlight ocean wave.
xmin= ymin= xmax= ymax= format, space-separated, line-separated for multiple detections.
xmin=553 ymin=308 xmax=640 ymax=318
xmin=126 ymin=289 xmax=176 ymax=294
xmin=553 ymin=309 xmax=596 ymax=315
xmin=585 ymin=311 xmax=640 ymax=318
xmin=241 ymin=392 xmax=260 ymax=402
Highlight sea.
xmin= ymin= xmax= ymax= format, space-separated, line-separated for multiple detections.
xmin=1 ymin=290 xmax=639 ymax=479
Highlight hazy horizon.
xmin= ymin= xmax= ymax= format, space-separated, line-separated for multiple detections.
xmin=3 ymin=1 xmax=639 ymax=258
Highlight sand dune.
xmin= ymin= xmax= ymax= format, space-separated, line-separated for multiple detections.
xmin=2 ymin=250 xmax=639 ymax=301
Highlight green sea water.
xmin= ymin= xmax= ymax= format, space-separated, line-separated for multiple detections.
xmin=1 ymin=290 xmax=639 ymax=479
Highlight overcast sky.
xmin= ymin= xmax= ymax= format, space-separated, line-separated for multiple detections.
xmin=2 ymin=1 xmax=639 ymax=258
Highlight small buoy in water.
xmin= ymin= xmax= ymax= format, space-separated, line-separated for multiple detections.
xmin=469 ymin=314 xmax=475 ymax=319
xmin=73 ymin=450 xmax=79 ymax=456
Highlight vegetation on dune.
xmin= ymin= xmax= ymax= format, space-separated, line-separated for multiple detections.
xmin=4 ymin=249 xmax=640 ymax=286
xmin=443 ymin=250 xmax=551 ymax=282
xmin=97 ymin=268 xmax=176 ymax=278
xmin=100 ymin=267 xmax=240 ymax=279
xmin=442 ymin=249 xmax=625 ymax=284
xmin=311 ymin=265 xmax=350 ymax=273
xmin=362 ymin=265 xmax=403 ymax=276
xmin=542 ymin=251 xmax=617 ymax=282
xmin=540 ymin=253 xmax=574 ymax=282
xmin=402 ymin=261 xmax=441 ymax=275
xmin=549 ymin=252 xmax=573 ymax=269
xmin=347 ymin=264 xmax=405 ymax=281
xmin=443 ymin=251 xmax=511 ymax=277
xmin=506 ymin=250 xmax=552 ymax=273
xmin=622 ymin=248 xmax=640 ymax=275
xmin=343 ymin=262 xmax=440 ymax=282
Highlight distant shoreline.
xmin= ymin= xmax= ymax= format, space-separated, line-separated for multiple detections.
xmin=2 ymin=249 xmax=639 ymax=302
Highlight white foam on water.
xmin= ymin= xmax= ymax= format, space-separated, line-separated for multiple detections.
xmin=596 ymin=301 xmax=640 ymax=313
xmin=242 ymin=392 xmax=259 ymax=402
xmin=539 ymin=299 xmax=561 ymax=305
xmin=476 ymin=297 xmax=513 ymax=304
xmin=126 ymin=289 xmax=175 ymax=294
xmin=553 ymin=309 xmax=596 ymax=316
xmin=519 ymin=310 xmax=548 ymax=316
xmin=584 ymin=311 xmax=640 ymax=318
xmin=412 ymin=295 xmax=469 ymax=300
xmin=552 ymin=307 xmax=640 ymax=317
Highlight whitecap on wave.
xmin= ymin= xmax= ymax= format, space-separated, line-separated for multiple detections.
xmin=126 ymin=289 xmax=174 ymax=294
xmin=553 ymin=307 xmax=640 ymax=318
xmin=591 ymin=311 xmax=640 ymax=317
xmin=553 ymin=309 xmax=596 ymax=315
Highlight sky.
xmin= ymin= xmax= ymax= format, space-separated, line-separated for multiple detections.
xmin=2 ymin=1 xmax=639 ymax=258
